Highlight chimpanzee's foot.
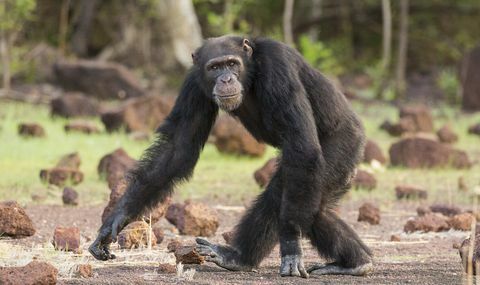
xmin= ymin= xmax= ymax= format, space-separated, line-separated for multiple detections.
xmin=195 ymin=238 xmax=253 ymax=271
xmin=307 ymin=262 xmax=373 ymax=276
xmin=280 ymin=254 xmax=309 ymax=278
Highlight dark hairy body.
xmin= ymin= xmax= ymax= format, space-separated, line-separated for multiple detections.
xmin=89 ymin=35 xmax=373 ymax=278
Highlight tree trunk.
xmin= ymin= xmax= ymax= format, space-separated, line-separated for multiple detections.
xmin=0 ymin=29 xmax=11 ymax=91
xmin=283 ymin=0 xmax=295 ymax=46
xmin=307 ymin=0 xmax=322 ymax=41
xmin=395 ymin=0 xmax=409 ymax=100
xmin=58 ymin=0 xmax=71 ymax=56
xmin=70 ymin=0 xmax=100 ymax=56
xmin=376 ymin=0 xmax=392 ymax=99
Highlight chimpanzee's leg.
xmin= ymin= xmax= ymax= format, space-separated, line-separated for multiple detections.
xmin=196 ymin=170 xmax=285 ymax=272
xmin=306 ymin=209 xmax=373 ymax=276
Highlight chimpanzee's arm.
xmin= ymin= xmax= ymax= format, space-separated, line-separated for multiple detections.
xmin=89 ymin=72 xmax=218 ymax=260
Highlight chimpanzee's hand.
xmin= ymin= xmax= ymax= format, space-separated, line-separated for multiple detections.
xmin=89 ymin=211 xmax=130 ymax=261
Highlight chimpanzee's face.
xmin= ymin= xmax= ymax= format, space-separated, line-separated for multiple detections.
xmin=193 ymin=36 xmax=253 ymax=111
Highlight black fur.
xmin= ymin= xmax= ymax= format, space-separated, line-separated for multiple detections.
xmin=90 ymin=35 xmax=371 ymax=273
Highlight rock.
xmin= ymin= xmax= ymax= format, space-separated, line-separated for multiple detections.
xmin=167 ymin=239 xmax=183 ymax=253
xmin=389 ymin=136 xmax=471 ymax=169
xmin=64 ymin=120 xmax=100 ymax=134
xmin=52 ymin=226 xmax=81 ymax=253
xmin=39 ymin=168 xmax=84 ymax=187
xmin=0 ymin=261 xmax=58 ymax=285
xmin=101 ymin=95 xmax=175 ymax=132
xmin=461 ymin=46 xmax=480 ymax=111
xmin=152 ymin=226 xmax=164 ymax=244
xmin=468 ymin=123 xmax=480 ymax=136
xmin=416 ymin=206 xmax=431 ymax=216
xmin=18 ymin=123 xmax=46 ymax=138
xmin=380 ymin=118 xmax=416 ymax=137
xmin=211 ymin=115 xmax=266 ymax=157
xmin=429 ymin=204 xmax=462 ymax=217
xmin=97 ymin=148 xmax=136 ymax=189
xmin=390 ymin=235 xmax=401 ymax=242
xmin=253 ymin=158 xmax=278 ymax=187
xmin=436 ymin=124 xmax=458 ymax=143
xmin=222 ymin=231 xmax=235 ymax=245
xmin=352 ymin=170 xmax=377 ymax=190
xmin=53 ymin=60 xmax=145 ymax=100
xmin=62 ymin=187 xmax=79 ymax=205
xmin=357 ymin=203 xmax=380 ymax=225
xmin=395 ymin=185 xmax=428 ymax=200
xmin=0 ymin=201 xmax=35 ymax=238
xmin=117 ymin=221 xmax=157 ymax=249
xmin=158 ymin=263 xmax=176 ymax=274
xmin=448 ymin=213 xmax=474 ymax=231
xmin=165 ymin=201 xmax=219 ymax=236
xmin=75 ymin=264 xmax=93 ymax=278
xmin=51 ymin=93 xmax=99 ymax=118
xmin=403 ymin=213 xmax=450 ymax=233
xmin=363 ymin=140 xmax=386 ymax=164
xmin=399 ymin=105 xmax=434 ymax=132
xmin=174 ymin=246 xmax=205 ymax=264
xmin=56 ymin=152 xmax=81 ymax=170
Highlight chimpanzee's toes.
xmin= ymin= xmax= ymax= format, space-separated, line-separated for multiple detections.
xmin=280 ymin=255 xmax=309 ymax=278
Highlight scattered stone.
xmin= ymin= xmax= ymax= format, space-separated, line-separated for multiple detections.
xmin=158 ymin=263 xmax=176 ymax=274
xmin=380 ymin=118 xmax=416 ymax=137
xmin=97 ymin=148 xmax=136 ymax=189
xmin=174 ymin=245 xmax=205 ymax=264
xmin=429 ymin=204 xmax=462 ymax=217
xmin=448 ymin=213 xmax=474 ymax=231
xmin=458 ymin=176 xmax=468 ymax=192
xmin=404 ymin=213 xmax=450 ymax=233
xmin=390 ymin=235 xmax=401 ymax=242
xmin=152 ymin=226 xmax=164 ymax=244
xmin=64 ymin=120 xmax=100 ymax=134
xmin=357 ymin=203 xmax=380 ymax=225
xmin=461 ymin=46 xmax=480 ymax=111
xmin=75 ymin=264 xmax=93 ymax=278
xmin=468 ymin=123 xmax=480 ymax=136
xmin=165 ymin=201 xmax=219 ymax=236
xmin=222 ymin=231 xmax=235 ymax=245
xmin=52 ymin=226 xmax=81 ymax=253
xmin=54 ymin=60 xmax=145 ymax=100
xmin=253 ymin=158 xmax=278 ymax=187
xmin=117 ymin=221 xmax=156 ymax=249
xmin=416 ymin=206 xmax=431 ymax=216
xmin=62 ymin=187 xmax=79 ymax=206
xmin=51 ymin=93 xmax=99 ymax=118
xmin=0 ymin=201 xmax=36 ymax=238
xmin=0 ymin=261 xmax=58 ymax=285
xmin=101 ymin=95 xmax=175 ymax=132
xmin=39 ymin=168 xmax=84 ymax=187
xmin=389 ymin=136 xmax=471 ymax=169
xmin=18 ymin=123 xmax=46 ymax=138
xmin=211 ymin=115 xmax=266 ymax=157
xmin=167 ymin=239 xmax=183 ymax=253
xmin=399 ymin=105 xmax=434 ymax=133
xmin=395 ymin=185 xmax=428 ymax=200
xmin=352 ymin=170 xmax=377 ymax=190
xmin=56 ymin=152 xmax=81 ymax=170
xmin=363 ymin=140 xmax=387 ymax=164
xmin=436 ymin=124 xmax=458 ymax=143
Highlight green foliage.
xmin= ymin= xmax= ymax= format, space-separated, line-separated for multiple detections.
xmin=0 ymin=0 xmax=36 ymax=31
xmin=437 ymin=69 xmax=460 ymax=105
xmin=298 ymin=35 xmax=343 ymax=76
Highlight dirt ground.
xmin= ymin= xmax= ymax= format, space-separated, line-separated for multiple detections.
xmin=0 ymin=201 xmax=474 ymax=285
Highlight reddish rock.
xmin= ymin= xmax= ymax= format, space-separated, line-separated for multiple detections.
xmin=101 ymin=95 xmax=175 ymax=132
xmin=352 ymin=170 xmax=377 ymax=190
xmin=52 ymin=226 xmax=81 ymax=253
xmin=165 ymin=201 xmax=219 ymax=237
xmin=18 ymin=123 xmax=45 ymax=138
xmin=253 ymin=158 xmax=278 ymax=187
xmin=97 ymin=148 xmax=136 ymax=189
xmin=395 ymin=185 xmax=428 ymax=200
xmin=0 ymin=201 xmax=35 ymax=238
xmin=436 ymin=124 xmax=458 ymax=143
xmin=390 ymin=235 xmax=401 ymax=242
xmin=211 ymin=115 xmax=266 ymax=157
xmin=468 ymin=123 xmax=480 ymax=136
xmin=403 ymin=213 xmax=450 ymax=233
xmin=429 ymin=204 xmax=462 ymax=217
xmin=167 ymin=239 xmax=183 ymax=253
xmin=380 ymin=118 xmax=416 ymax=137
xmin=222 ymin=231 xmax=235 ymax=245
xmin=76 ymin=264 xmax=93 ymax=278
xmin=39 ymin=168 xmax=84 ymax=187
xmin=62 ymin=187 xmax=79 ymax=206
xmin=0 ymin=261 xmax=58 ymax=285
xmin=399 ymin=105 xmax=434 ymax=132
xmin=357 ymin=203 xmax=380 ymax=225
xmin=152 ymin=226 xmax=164 ymax=244
xmin=461 ymin=46 xmax=480 ymax=111
xmin=174 ymin=246 xmax=205 ymax=264
xmin=158 ymin=263 xmax=176 ymax=273
xmin=54 ymin=60 xmax=145 ymax=100
xmin=56 ymin=152 xmax=81 ymax=170
xmin=389 ymin=137 xmax=471 ymax=169
xmin=51 ymin=93 xmax=99 ymax=118
xmin=363 ymin=140 xmax=386 ymax=164
xmin=64 ymin=120 xmax=100 ymax=134
xmin=117 ymin=221 xmax=157 ymax=249
xmin=416 ymin=206 xmax=431 ymax=216
xmin=448 ymin=213 xmax=474 ymax=231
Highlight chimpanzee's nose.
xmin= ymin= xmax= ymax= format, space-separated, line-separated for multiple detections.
xmin=220 ymin=75 xmax=232 ymax=83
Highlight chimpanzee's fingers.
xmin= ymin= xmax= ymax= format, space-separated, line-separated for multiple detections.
xmin=89 ymin=238 xmax=109 ymax=261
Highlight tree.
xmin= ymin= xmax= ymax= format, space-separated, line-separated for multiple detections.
xmin=0 ymin=0 xmax=35 ymax=91
xmin=394 ymin=0 xmax=409 ymax=100
xmin=376 ymin=0 xmax=392 ymax=99
xmin=283 ymin=0 xmax=295 ymax=46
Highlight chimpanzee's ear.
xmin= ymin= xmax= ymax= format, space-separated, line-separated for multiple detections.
xmin=242 ymin=39 xmax=253 ymax=57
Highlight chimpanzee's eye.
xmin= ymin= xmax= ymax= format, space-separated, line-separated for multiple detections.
xmin=228 ymin=61 xmax=235 ymax=67
xmin=211 ymin=65 xmax=218 ymax=70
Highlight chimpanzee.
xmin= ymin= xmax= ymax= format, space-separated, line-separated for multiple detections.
xmin=89 ymin=35 xmax=373 ymax=278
